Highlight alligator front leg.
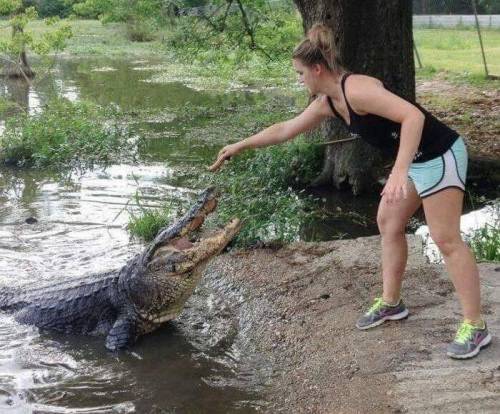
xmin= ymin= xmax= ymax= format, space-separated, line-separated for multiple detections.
xmin=105 ymin=313 xmax=138 ymax=351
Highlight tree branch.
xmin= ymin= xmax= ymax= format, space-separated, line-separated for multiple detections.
xmin=235 ymin=0 xmax=256 ymax=49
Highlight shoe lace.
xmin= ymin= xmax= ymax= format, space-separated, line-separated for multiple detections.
xmin=367 ymin=297 xmax=385 ymax=315
xmin=455 ymin=322 xmax=475 ymax=344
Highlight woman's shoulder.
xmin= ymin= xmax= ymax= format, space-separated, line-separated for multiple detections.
xmin=343 ymin=74 xmax=385 ymax=115
xmin=344 ymin=73 xmax=384 ymax=90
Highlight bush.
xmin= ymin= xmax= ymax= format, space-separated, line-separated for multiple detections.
xmin=0 ymin=98 xmax=134 ymax=172
xmin=208 ymin=136 xmax=323 ymax=247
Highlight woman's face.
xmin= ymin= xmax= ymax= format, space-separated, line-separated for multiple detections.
xmin=293 ymin=58 xmax=320 ymax=95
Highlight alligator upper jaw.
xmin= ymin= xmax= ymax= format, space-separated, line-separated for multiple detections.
xmin=145 ymin=186 xmax=241 ymax=270
xmin=149 ymin=218 xmax=242 ymax=271
xmin=143 ymin=187 xmax=220 ymax=263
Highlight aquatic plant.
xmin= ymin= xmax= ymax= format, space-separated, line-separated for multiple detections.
xmin=0 ymin=98 xmax=134 ymax=172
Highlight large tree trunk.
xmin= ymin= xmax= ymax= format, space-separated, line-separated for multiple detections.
xmin=293 ymin=0 xmax=414 ymax=194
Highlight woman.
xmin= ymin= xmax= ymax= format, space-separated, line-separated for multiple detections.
xmin=209 ymin=24 xmax=491 ymax=359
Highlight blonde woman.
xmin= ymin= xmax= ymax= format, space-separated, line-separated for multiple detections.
xmin=210 ymin=24 xmax=491 ymax=359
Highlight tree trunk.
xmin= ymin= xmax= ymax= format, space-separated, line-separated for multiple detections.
xmin=293 ymin=0 xmax=414 ymax=194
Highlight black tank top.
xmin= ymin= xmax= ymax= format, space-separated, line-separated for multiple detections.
xmin=327 ymin=73 xmax=459 ymax=163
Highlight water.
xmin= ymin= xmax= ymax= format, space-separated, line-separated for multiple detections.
xmin=0 ymin=57 xmax=270 ymax=413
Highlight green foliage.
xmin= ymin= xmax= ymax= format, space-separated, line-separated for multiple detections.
xmin=208 ymin=137 xmax=323 ymax=247
xmin=467 ymin=203 xmax=500 ymax=262
xmin=37 ymin=0 xmax=74 ymax=17
xmin=162 ymin=8 xmax=301 ymax=87
xmin=0 ymin=5 xmax=72 ymax=63
xmin=0 ymin=98 xmax=134 ymax=172
xmin=0 ymin=0 xmax=22 ymax=15
xmin=73 ymin=0 xmax=167 ymax=41
xmin=0 ymin=97 xmax=17 ymax=114
xmin=72 ymin=0 xmax=112 ymax=19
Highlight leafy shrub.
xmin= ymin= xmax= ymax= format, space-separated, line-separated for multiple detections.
xmin=208 ymin=136 xmax=323 ymax=247
xmin=0 ymin=98 xmax=134 ymax=172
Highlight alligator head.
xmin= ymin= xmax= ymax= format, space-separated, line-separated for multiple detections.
xmin=106 ymin=187 xmax=241 ymax=350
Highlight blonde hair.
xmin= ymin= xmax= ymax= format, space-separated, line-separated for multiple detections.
xmin=292 ymin=23 xmax=344 ymax=73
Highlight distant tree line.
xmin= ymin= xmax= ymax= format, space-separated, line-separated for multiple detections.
xmin=21 ymin=0 xmax=500 ymax=18
xmin=20 ymin=0 xmax=208 ymax=18
xmin=413 ymin=0 xmax=500 ymax=14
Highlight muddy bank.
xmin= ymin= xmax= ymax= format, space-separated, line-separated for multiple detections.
xmin=177 ymin=235 xmax=500 ymax=413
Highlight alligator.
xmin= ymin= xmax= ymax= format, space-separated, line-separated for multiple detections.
xmin=0 ymin=187 xmax=241 ymax=351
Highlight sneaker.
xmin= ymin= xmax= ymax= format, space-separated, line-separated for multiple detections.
xmin=446 ymin=321 xmax=492 ymax=359
xmin=356 ymin=297 xmax=409 ymax=330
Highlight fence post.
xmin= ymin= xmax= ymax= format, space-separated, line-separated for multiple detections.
xmin=413 ymin=39 xmax=423 ymax=69
xmin=471 ymin=0 xmax=489 ymax=78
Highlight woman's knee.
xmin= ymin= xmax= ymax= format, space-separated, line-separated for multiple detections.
xmin=377 ymin=212 xmax=406 ymax=238
xmin=430 ymin=231 xmax=463 ymax=256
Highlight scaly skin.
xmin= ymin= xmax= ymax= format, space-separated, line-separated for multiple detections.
xmin=0 ymin=187 xmax=241 ymax=351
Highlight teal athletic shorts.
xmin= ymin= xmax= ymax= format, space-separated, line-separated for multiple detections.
xmin=408 ymin=137 xmax=468 ymax=198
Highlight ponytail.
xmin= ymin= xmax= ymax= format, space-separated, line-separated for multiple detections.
xmin=292 ymin=23 xmax=344 ymax=73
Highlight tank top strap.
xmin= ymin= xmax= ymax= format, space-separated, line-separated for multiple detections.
xmin=326 ymin=95 xmax=343 ymax=120
xmin=340 ymin=72 xmax=356 ymax=117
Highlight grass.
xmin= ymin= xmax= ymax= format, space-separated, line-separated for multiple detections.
xmin=414 ymin=27 xmax=500 ymax=84
xmin=127 ymin=194 xmax=180 ymax=241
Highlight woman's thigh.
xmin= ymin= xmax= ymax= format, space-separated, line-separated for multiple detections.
xmin=377 ymin=181 xmax=422 ymax=233
xmin=422 ymin=187 xmax=464 ymax=242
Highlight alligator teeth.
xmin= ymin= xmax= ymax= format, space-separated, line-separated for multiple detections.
xmin=152 ymin=313 xmax=177 ymax=323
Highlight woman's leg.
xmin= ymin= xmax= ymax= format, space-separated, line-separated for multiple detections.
xmin=422 ymin=188 xmax=481 ymax=322
xmin=356 ymin=183 xmax=421 ymax=330
xmin=377 ymin=182 xmax=422 ymax=304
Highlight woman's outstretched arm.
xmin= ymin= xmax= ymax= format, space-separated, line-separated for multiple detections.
xmin=209 ymin=96 xmax=331 ymax=172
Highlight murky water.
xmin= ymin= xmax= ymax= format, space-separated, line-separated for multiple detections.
xmin=0 ymin=57 xmax=271 ymax=413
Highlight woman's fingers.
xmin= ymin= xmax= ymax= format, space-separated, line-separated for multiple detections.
xmin=208 ymin=154 xmax=232 ymax=172
xmin=208 ymin=156 xmax=225 ymax=172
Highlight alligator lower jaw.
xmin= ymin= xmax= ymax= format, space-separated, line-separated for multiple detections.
xmin=140 ymin=311 xmax=179 ymax=324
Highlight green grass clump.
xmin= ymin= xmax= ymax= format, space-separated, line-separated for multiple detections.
xmin=128 ymin=200 xmax=175 ymax=242
xmin=467 ymin=203 xmax=500 ymax=262
xmin=0 ymin=98 xmax=134 ymax=171
xmin=209 ymin=136 xmax=323 ymax=247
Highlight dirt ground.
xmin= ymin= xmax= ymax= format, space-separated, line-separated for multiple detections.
xmin=416 ymin=78 xmax=499 ymax=159
xmin=179 ymin=236 xmax=500 ymax=413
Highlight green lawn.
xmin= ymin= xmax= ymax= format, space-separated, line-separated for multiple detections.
xmin=414 ymin=27 xmax=500 ymax=78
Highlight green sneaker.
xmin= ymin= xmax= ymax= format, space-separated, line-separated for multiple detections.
xmin=356 ymin=297 xmax=409 ymax=330
xmin=447 ymin=321 xmax=492 ymax=359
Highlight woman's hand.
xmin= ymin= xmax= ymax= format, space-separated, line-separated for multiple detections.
xmin=381 ymin=169 xmax=409 ymax=203
xmin=208 ymin=143 xmax=243 ymax=172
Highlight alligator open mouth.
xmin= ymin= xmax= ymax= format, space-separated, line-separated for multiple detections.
xmin=145 ymin=187 xmax=241 ymax=270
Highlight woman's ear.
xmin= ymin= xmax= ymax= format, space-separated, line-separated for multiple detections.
xmin=313 ymin=63 xmax=323 ymax=75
